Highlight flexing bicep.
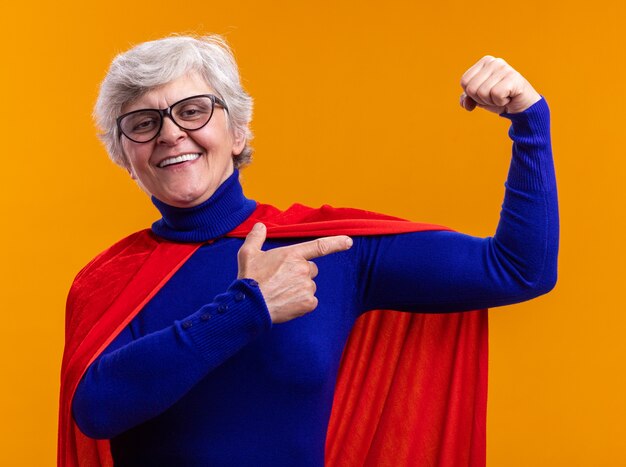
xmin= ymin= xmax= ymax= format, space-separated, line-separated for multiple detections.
xmin=359 ymin=98 xmax=559 ymax=314
xmin=359 ymin=186 xmax=557 ymax=314
xmin=359 ymin=230 xmax=528 ymax=313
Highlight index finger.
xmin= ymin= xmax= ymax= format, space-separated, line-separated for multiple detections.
xmin=460 ymin=55 xmax=495 ymax=90
xmin=282 ymin=236 xmax=353 ymax=260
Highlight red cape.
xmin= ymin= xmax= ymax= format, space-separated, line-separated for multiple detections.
xmin=59 ymin=203 xmax=488 ymax=466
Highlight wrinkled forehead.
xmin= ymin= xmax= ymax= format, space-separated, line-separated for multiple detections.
xmin=121 ymin=71 xmax=213 ymax=114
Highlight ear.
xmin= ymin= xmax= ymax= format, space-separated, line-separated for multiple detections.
xmin=232 ymin=129 xmax=246 ymax=156
xmin=127 ymin=164 xmax=138 ymax=180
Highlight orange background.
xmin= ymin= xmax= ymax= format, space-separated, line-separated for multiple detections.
xmin=1 ymin=1 xmax=624 ymax=465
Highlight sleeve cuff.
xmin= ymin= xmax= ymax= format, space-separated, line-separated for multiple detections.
xmin=501 ymin=96 xmax=551 ymax=139
xmin=500 ymin=96 xmax=555 ymax=192
xmin=178 ymin=279 xmax=272 ymax=364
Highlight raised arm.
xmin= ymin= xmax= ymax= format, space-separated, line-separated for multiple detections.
xmin=360 ymin=57 xmax=558 ymax=313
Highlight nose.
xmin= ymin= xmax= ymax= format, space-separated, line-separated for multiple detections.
xmin=156 ymin=115 xmax=187 ymax=145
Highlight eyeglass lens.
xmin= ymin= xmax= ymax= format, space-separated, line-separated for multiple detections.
xmin=119 ymin=96 xmax=215 ymax=143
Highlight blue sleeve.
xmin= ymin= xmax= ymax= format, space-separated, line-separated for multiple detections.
xmin=72 ymin=279 xmax=271 ymax=439
xmin=359 ymin=98 xmax=559 ymax=313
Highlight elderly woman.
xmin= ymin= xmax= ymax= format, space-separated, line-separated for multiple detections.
xmin=59 ymin=35 xmax=558 ymax=466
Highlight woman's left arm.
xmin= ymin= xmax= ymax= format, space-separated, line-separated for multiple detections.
xmin=359 ymin=57 xmax=558 ymax=313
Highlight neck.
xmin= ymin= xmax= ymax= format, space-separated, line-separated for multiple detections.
xmin=151 ymin=170 xmax=256 ymax=243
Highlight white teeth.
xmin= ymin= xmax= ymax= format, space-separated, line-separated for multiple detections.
xmin=158 ymin=153 xmax=201 ymax=168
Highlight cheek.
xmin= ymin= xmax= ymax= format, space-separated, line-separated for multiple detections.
xmin=123 ymin=146 xmax=154 ymax=182
xmin=123 ymin=142 xmax=151 ymax=168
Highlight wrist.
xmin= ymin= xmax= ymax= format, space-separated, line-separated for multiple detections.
xmin=505 ymin=89 xmax=542 ymax=115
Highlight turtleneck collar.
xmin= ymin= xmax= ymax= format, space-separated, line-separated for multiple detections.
xmin=151 ymin=170 xmax=257 ymax=243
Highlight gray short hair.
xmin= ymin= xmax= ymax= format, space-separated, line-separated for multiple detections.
xmin=94 ymin=34 xmax=253 ymax=169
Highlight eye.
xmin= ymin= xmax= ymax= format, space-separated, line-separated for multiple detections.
xmin=122 ymin=111 xmax=160 ymax=134
xmin=174 ymin=99 xmax=212 ymax=121
xmin=133 ymin=118 xmax=158 ymax=132
xmin=180 ymin=108 xmax=201 ymax=118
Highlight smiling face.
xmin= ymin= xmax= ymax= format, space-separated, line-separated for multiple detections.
xmin=120 ymin=71 xmax=245 ymax=208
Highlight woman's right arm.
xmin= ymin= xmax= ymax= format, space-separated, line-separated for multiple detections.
xmin=73 ymin=231 xmax=351 ymax=440
xmin=72 ymin=278 xmax=270 ymax=439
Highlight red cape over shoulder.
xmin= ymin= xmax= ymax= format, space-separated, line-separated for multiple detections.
xmin=59 ymin=203 xmax=487 ymax=467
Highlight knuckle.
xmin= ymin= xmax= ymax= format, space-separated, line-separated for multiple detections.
xmin=500 ymin=58 xmax=512 ymax=70
xmin=477 ymin=86 xmax=490 ymax=100
xmin=501 ymin=65 xmax=514 ymax=77
xmin=465 ymin=84 xmax=478 ymax=97
xmin=491 ymin=88 xmax=507 ymax=103
xmin=283 ymin=250 xmax=298 ymax=263
xmin=295 ymin=261 xmax=309 ymax=276
xmin=316 ymin=239 xmax=330 ymax=256
xmin=510 ymin=69 xmax=522 ymax=81
xmin=489 ymin=89 xmax=502 ymax=102
xmin=237 ymin=246 xmax=250 ymax=258
xmin=305 ymin=296 xmax=318 ymax=310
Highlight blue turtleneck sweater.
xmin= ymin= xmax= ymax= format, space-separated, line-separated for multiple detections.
xmin=73 ymin=99 xmax=558 ymax=466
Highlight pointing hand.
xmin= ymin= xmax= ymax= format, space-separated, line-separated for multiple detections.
xmin=237 ymin=223 xmax=353 ymax=323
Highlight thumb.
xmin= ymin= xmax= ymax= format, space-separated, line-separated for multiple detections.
xmin=460 ymin=93 xmax=477 ymax=111
xmin=237 ymin=223 xmax=267 ymax=279
xmin=241 ymin=222 xmax=267 ymax=252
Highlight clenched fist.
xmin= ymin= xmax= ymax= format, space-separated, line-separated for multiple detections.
xmin=237 ymin=223 xmax=353 ymax=324
xmin=460 ymin=56 xmax=541 ymax=114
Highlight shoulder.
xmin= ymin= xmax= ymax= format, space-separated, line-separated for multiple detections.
xmin=66 ymin=230 xmax=159 ymax=325
xmin=246 ymin=202 xmax=448 ymax=237
xmin=72 ymin=229 xmax=158 ymax=284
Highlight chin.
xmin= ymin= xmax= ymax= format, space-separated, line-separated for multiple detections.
xmin=166 ymin=189 xmax=215 ymax=208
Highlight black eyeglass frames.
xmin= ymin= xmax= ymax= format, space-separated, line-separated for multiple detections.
xmin=116 ymin=94 xmax=229 ymax=143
